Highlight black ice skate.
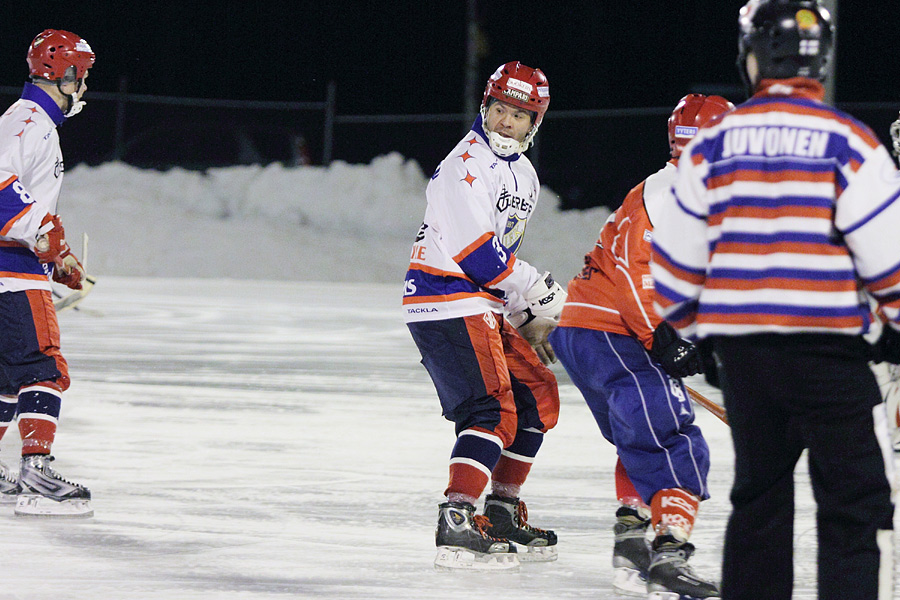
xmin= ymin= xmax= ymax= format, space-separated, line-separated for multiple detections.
xmin=483 ymin=494 xmax=558 ymax=562
xmin=15 ymin=454 xmax=93 ymax=517
xmin=434 ymin=501 xmax=518 ymax=570
xmin=0 ymin=460 xmax=19 ymax=504
xmin=647 ymin=535 xmax=720 ymax=600
xmin=612 ymin=506 xmax=651 ymax=595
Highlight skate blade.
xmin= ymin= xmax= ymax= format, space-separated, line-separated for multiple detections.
xmin=434 ymin=546 xmax=520 ymax=571
xmin=14 ymin=494 xmax=93 ymax=518
xmin=517 ymin=544 xmax=558 ymax=562
xmin=0 ymin=493 xmax=19 ymax=505
xmin=612 ymin=566 xmax=647 ymax=595
xmin=647 ymin=592 xmax=720 ymax=600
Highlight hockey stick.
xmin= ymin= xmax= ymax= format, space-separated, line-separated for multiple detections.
xmin=53 ymin=233 xmax=97 ymax=313
xmin=685 ymin=385 xmax=728 ymax=425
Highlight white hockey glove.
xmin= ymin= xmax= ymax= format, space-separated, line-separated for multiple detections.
xmin=523 ymin=272 xmax=567 ymax=320
xmin=507 ymin=309 xmax=558 ymax=365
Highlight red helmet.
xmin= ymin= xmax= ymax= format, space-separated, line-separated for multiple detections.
xmin=27 ymin=29 xmax=95 ymax=83
xmin=667 ymin=94 xmax=734 ymax=158
xmin=481 ymin=61 xmax=550 ymax=128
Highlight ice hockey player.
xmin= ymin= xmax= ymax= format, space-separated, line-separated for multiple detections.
xmin=549 ymin=93 xmax=731 ymax=599
xmin=650 ymin=2 xmax=898 ymax=598
xmin=0 ymin=29 xmax=95 ymax=517
xmin=403 ymin=61 xmax=564 ymax=570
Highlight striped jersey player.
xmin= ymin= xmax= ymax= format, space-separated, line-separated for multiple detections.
xmin=651 ymin=2 xmax=898 ymax=598
xmin=404 ymin=62 xmax=566 ymax=570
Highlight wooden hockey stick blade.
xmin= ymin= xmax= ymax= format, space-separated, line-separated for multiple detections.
xmin=685 ymin=385 xmax=728 ymax=425
xmin=54 ymin=274 xmax=96 ymax=313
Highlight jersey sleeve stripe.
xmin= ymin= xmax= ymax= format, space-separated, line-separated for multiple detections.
xmin=0 ymin=204 xmax=33 ymax=236
xmin=452 ymin=232 xmax=494 ymax=263
xmin=651 ymin=242 xmax=707 ymax=283
xmin=841 ymin=187 xmax=900 ymax=235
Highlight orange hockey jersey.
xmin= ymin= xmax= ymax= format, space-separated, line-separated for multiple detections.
xmin=558 ymin=161 xmax=677 ymax=350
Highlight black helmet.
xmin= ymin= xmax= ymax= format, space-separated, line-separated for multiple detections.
xmin=737 ymin=0 xmax=834 ymax=92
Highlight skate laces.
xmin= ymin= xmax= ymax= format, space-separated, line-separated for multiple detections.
xmin=516 ymin=501 xmax=549 ymax=535
xmin=473 ymin=514 xmax=507 ymax=542
xmin=30 ymin=456 xmax=80 ymax=487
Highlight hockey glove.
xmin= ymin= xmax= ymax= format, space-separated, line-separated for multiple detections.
xmin=873 ymin=326 xmax=900 ymax=365
xmin=52 ymin=252 xmax=85 ymax=290
xmin=35 ymin=214 xmax=83 ymax=290
xmin=34 ymin=213 xmax=67 ymax=264
xmin=508 ymin=309 xmax=558 ymax=365
xmin=524 ymin=272 xmax=567 ymax=320
xmin=650 ymin=321 xmax=703 ymax=378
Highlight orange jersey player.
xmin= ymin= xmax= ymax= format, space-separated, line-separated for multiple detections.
xmin=551 ymin=94 xmax=733 ymax=598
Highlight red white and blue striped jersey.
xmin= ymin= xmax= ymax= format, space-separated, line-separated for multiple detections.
xmin=0 ymin=84 xmax=67 ymax=293
xmin=650 ymin=78 xmax=900 ymax=339
xmin=403 ymin=116 xmax=544 ymax=322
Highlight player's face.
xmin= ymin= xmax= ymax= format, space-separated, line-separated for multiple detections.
xmin=61 ymin=71 xmax=88 ymax=99
xmin=484 ymin=100 xmax=534 ymax=143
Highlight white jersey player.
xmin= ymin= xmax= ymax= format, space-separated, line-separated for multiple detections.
xmin=0 ymin=30 xmax=94 ymax=517
xmin=404 ymin=62 xmax=565 ymax=569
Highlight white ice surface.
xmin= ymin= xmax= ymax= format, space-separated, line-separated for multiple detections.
xmin=0 ymin=278 xmax=895 ymax=599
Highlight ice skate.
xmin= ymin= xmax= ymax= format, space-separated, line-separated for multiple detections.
xmin=0 ymin=460 xmax=19 ymax=504
xmin=15 ymin=455 xmax=93 ymax=518
xmin=483 ymin=494 xmax=558 ymax=562
xmin=434 ymin=501 xmax=519 ymax=571
xmin=646 ymin=536 xmax=720 ymax=600
xmin=612 ymin=506 xmax=651 ymax=595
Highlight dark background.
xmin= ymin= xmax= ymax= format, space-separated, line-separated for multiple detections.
xmin=0 ymin=1 xmax=896 ymax=210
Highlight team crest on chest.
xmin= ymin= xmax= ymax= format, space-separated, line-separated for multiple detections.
xmin=502 ymin=213 xmax=526 ymax=254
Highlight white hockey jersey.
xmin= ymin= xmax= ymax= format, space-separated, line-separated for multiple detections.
xmin=402 ymin=116 xmax=544 ymax=322
xmin=0 ymin=83 xmax=67 ymax=293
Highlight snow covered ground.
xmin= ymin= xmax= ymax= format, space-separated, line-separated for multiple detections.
xmin=55 ymin=155 xmax=611 ymax=287
xmin=0 ymin=158 xmax=895 ymax=598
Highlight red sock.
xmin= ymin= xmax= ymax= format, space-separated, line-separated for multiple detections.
xmin=651 ymin=488 xmax=699 ymax=541
xmin=615 ymin=457 xmax=649 ymax=509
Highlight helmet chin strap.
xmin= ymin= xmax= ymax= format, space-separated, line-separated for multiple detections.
xmin=64 ymin=94 xmax=86 ymax=118
xmin=56 ymin=78 xmax=86 ymax=118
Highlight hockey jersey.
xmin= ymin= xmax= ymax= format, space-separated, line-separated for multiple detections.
xmin=0 ymin=83 xmax=67 ymax=294
xmin=558 ymin=162 xmax=677 ymax=349
xmin=651 ymin=78 xmax=900 ymax=339
xmin=402 ymin=116 xmax=544 ymax=322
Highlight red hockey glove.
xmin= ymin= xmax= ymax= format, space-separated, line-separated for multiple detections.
xmin=34 ymin=213 xmax=68 ymax=264
xmin=52 ymin=252 xmax=85 ymax=290
xmin=35 ymin=214 xmax=84 ymax=290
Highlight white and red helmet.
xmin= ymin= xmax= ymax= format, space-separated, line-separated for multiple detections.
xmin=27 ymin=29 xmax=94 ymax=83
xmin=480 ymin=61 xmax=549 ymax=156
xmin=667 ymin=94 xmax=734 ymax=158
